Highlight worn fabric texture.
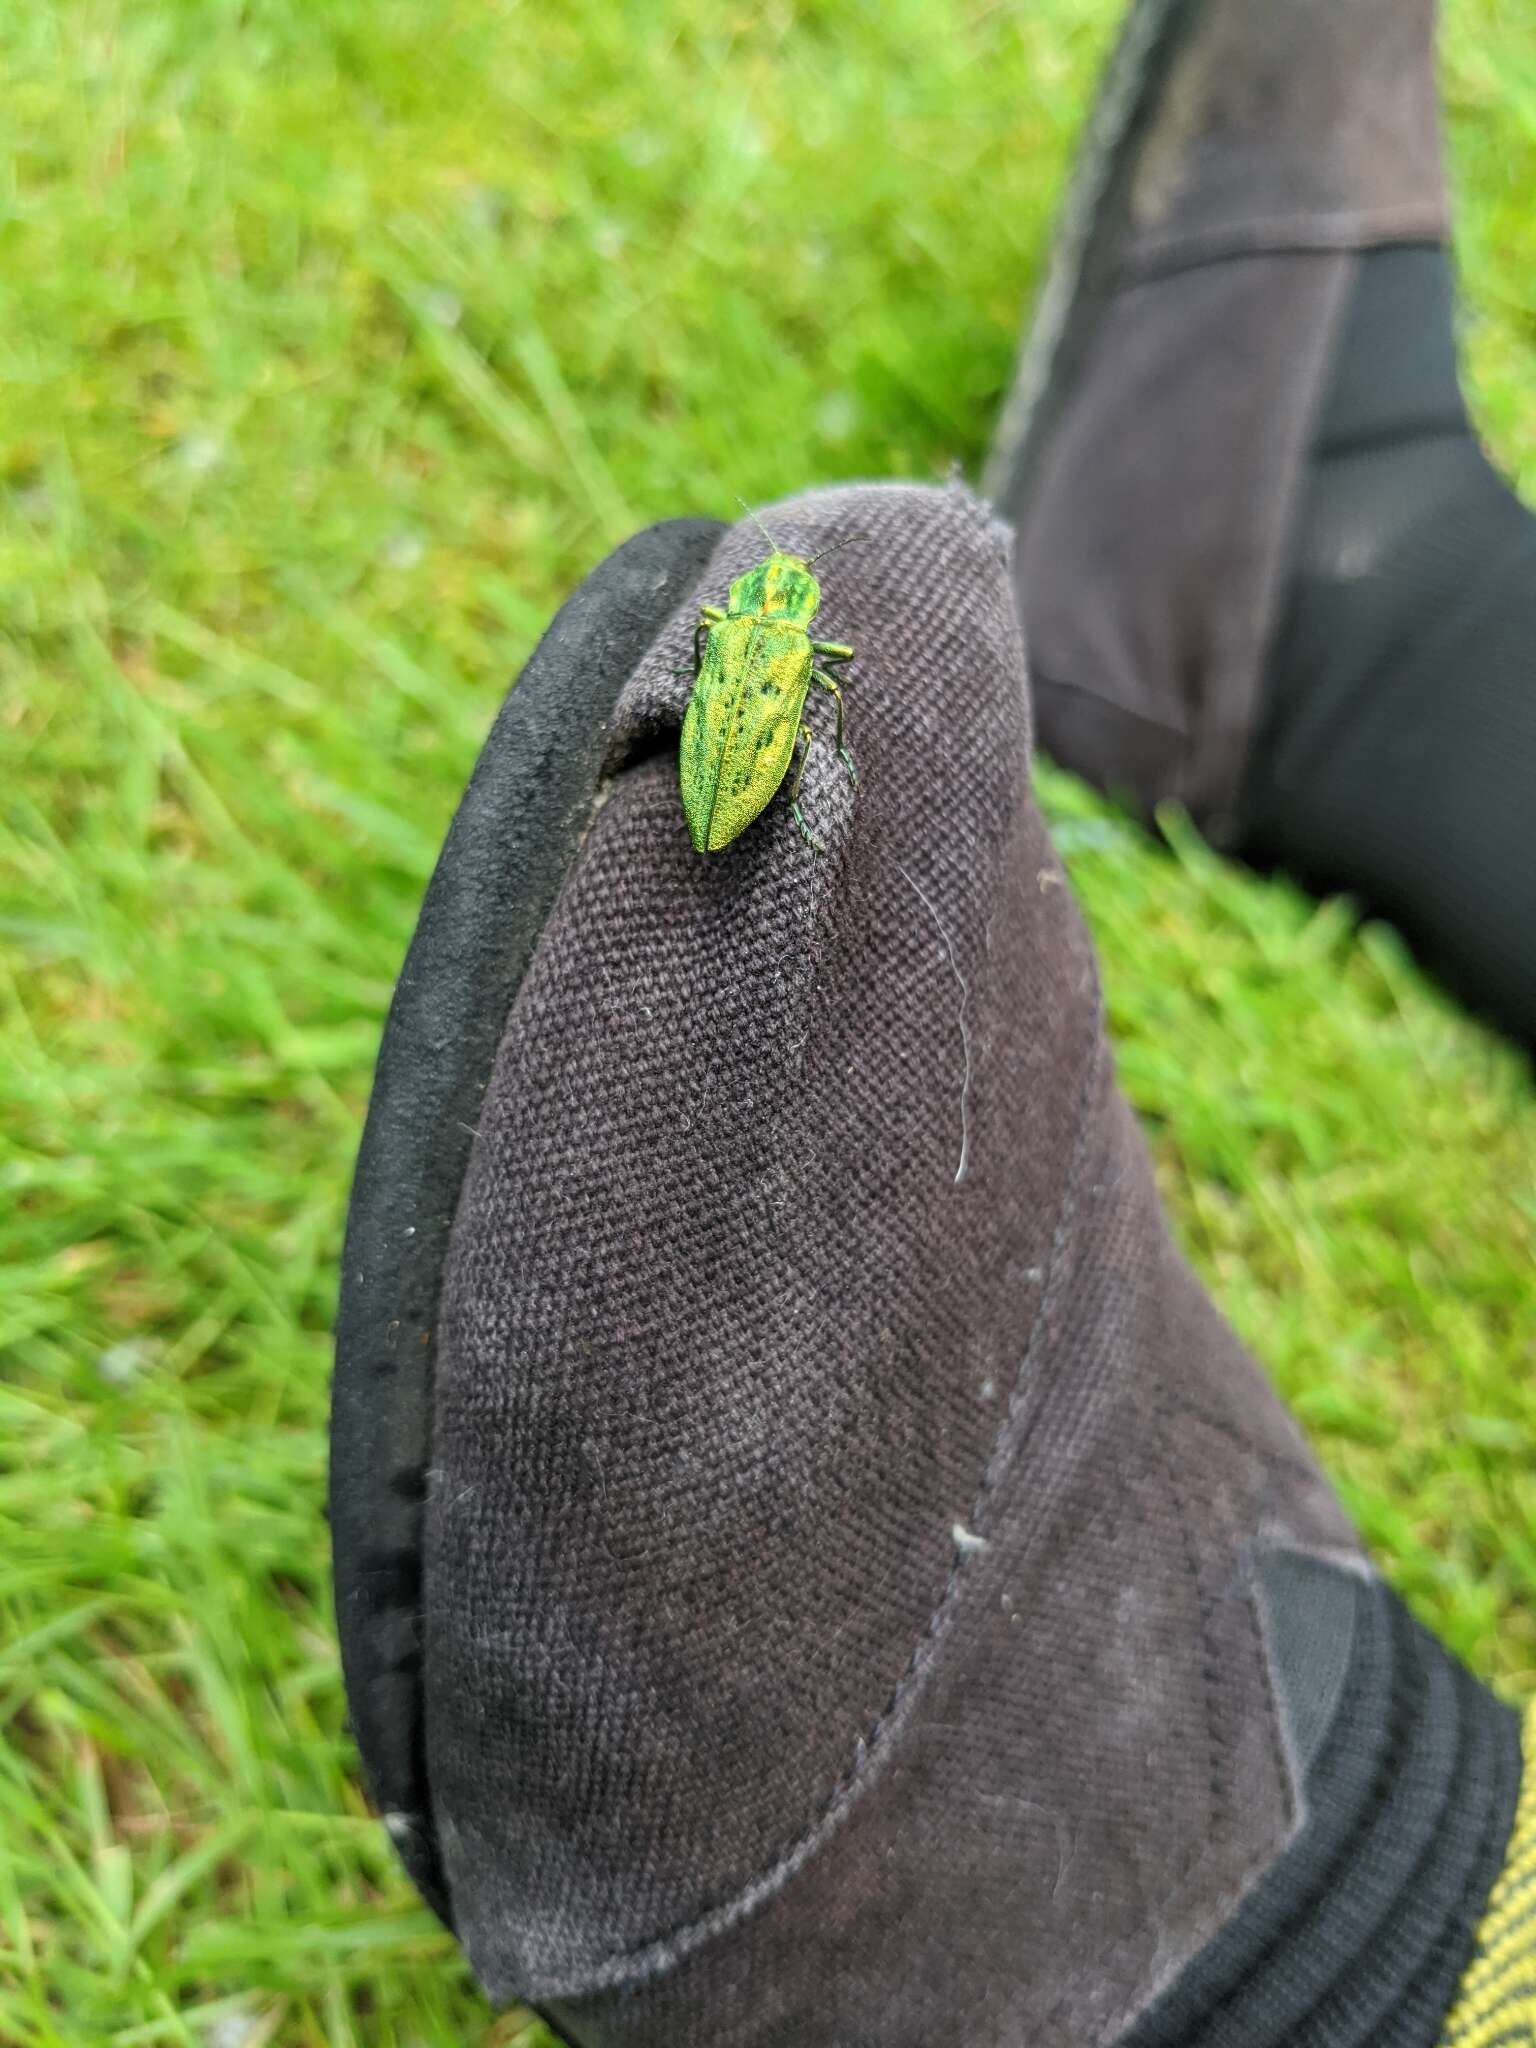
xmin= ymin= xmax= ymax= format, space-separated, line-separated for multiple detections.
xmin=1117 ymin=1553 xmax=1519 ymax=2048
xmin=1015 ymin=247 xmax=1352 ymax=829
xmin=1120 ymin=0 xmax=1445 ymax=275
xmin=991 ymin=0 xmax=1450 ymax=830
xmin=422 ymin=484 xmax=1376 ymax=2044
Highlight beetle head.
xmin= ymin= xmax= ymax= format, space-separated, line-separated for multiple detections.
xmin=728 ymin=551 xmax=821 ymax=624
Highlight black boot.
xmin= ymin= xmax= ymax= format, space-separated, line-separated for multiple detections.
xmin=987 ymin=0 xmax=1536 ymax=1048
xmin=333 ymin=487 xmax=1525 ymax=2046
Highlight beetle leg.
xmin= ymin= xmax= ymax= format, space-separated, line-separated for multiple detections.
xmin=789 ymin=724 xmax=824 ymax=853
xmin=789 ymin=724 xmax=814 ymax=803
xmin=811 ymin=669 xmax=857 ymax=786
xmin=680 ymin=605 xmax=728 ymax=678
xmin=811 ymin=639 xmax=853 ymax=663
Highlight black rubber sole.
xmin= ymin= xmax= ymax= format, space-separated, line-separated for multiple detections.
xmin=982 ymin=0 xmax=1204 ymax=521
xmin=330 ymin=517 xmax=724 ymax=1924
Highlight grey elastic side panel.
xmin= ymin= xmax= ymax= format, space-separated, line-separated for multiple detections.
xmin=1262 ymin=1548 xmax=1361 ymax=1781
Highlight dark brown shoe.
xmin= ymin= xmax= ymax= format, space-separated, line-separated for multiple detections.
xmin=333 ymin=486 xmax=1519 ymax=2046
xmin=985 ymin=0 xmax=1447 ymax=839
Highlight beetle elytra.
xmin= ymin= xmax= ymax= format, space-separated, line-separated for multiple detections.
xmin=678 ymin=512 xmax=860 ymax=854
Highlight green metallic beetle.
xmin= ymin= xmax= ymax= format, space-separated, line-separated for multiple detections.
xmin=679 ymin=515 xmax=860 ymax=854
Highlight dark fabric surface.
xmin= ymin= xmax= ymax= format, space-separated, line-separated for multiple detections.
xmin=985 ymin=0 xmax=1446 ymax=528
xmin=421 ymin=484 xmax=1375 ymax=2043
xmin=994 ymin=0 xmax=1452 ymax=832
xmin=1118 ymin=0 xmax=1445 ymax=275
xmin=1016 ymin=247 xmax=1352 ymax=826
xmin=994 ymin=0 xmax=1536 ymax=1048
xmin=331 ymin=519 xmax=725 ymax=1921
xmin=1118 ymin=1556 xmax=1520 ymax=2048
xmin=1238 ymin=246 xmax=1536 ymax=1049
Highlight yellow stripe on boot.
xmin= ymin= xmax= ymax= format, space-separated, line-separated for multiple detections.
xmin=1442 ymin=1700 xmax=1536 ymax=2047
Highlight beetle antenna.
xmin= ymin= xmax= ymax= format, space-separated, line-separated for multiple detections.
xmin=735 ymin=495 xmax=780 ymax=553
xmin=805 ymin=532 xmax=871 ymax=567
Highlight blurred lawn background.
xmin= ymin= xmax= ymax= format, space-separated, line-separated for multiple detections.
xmin=3 ymin=0 xmax=1535 ymax=2042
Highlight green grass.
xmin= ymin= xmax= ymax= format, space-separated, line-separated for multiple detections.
xmin=3 ymin=0 xmax=1534 ymax=2040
